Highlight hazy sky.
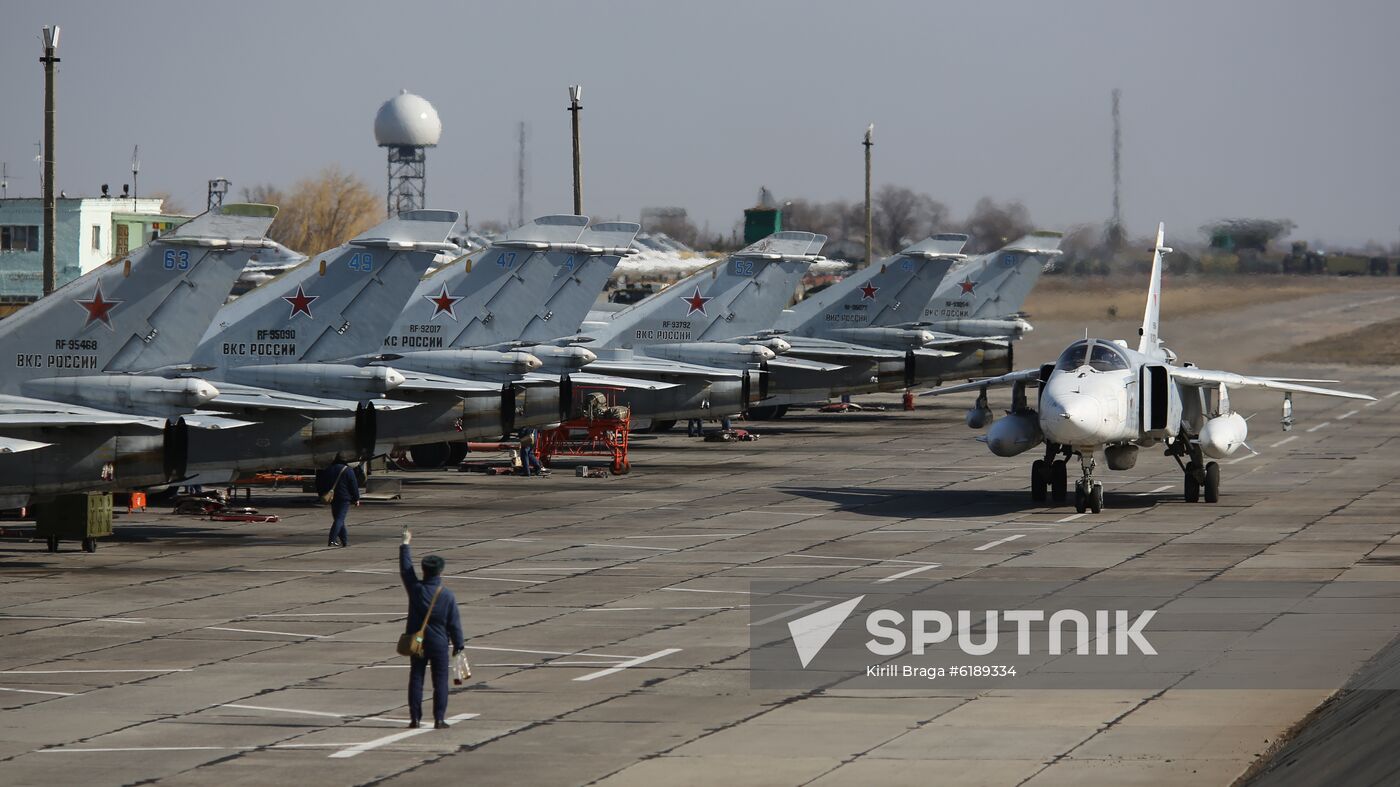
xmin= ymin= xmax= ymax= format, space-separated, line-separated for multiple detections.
xmin=4 ymin=1 xmax=1398 ymax=247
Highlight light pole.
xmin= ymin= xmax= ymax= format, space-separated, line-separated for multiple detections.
xmin=568 ymin=85 xmax=583 ymax=216
xmin=863 ymin=123 xmax=874 ymax=267
xmin=40 ymin=25 xmax=60 ymax=295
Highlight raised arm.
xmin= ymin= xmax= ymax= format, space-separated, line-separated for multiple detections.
xmin=399 ymin=538 xmax=418 ymax=589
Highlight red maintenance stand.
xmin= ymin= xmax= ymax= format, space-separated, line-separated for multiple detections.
xmin=537 ymin=387 xmax=632 ymax=475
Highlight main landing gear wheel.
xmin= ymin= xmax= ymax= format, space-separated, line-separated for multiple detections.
xmin=1031 ymin=460 xmax=1048 ymax=502
xmin=82 ymin=537 xmax=97 ymax=553
xmin=1184 ymin=461 xmax=1200 ymax=503
xmin=1203 ymin=461 xmax=1220 ymax=503
xmin=1051 ymin=460 xmax=1068 ymax=503
xmin=1074 ymin=480 xmax=1087 ymax=514
xmin=1088 ymin=483 xmax=1104 ymax=514
xmin=46 ymin=536 xmax=59 ymax=553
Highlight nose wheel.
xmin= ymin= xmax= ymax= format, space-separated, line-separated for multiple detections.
xmin=1072 ymin=454 xmax=1103 ymax=514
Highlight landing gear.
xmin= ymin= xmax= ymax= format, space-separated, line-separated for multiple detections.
xmin=1072 ymin=453 xmax=1103 ymax=514
xmin=1180 ymin=450 xmax=1220 ymax=504
xmin=1203 ymin=461 xmax=1220 ymax=503
xmin=1051 ymin=460 xmax=1068 ymax=503
xmin=1184 ymin=461 xmax=1200 ymax=503
xmin=1031 ymin=460 xmax=1048 ymax=502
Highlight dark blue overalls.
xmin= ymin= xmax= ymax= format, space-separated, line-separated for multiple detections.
xmin=316 ymin=461 xmax=360 ymax=546
xmin=400 ymin=544 xmax=464 ymax=724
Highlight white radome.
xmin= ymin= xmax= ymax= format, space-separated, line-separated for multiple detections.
xmin=374 ymin=89 xmax=442 ymax=148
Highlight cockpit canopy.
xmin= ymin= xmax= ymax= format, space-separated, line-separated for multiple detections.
xmin=1054 ymin=339 xmax=1130 ymax=372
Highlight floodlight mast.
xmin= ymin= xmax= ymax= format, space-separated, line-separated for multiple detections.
xmin=40 ymin=25 xmax=60 ymax=295
xmin=568 ymin=85 xmax=583 ymax=216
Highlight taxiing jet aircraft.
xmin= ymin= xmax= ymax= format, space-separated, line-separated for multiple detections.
xmin=924 ymin=223 xmax=1372 ymax=513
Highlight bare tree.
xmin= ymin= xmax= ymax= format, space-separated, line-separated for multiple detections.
xmin=959 ymin=197 xmax=1033 ymax=253
xmin=241 ymin=183 xmax=284 ymax=207
xmin=267 ymin=166 xmax=383 ymax=254
xmin=873 ymin=186 xmax=947 ymax=254
xmin=146 ymin=190 xmax=186 ymax=215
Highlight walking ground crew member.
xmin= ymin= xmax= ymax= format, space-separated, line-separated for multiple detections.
xmin=316 ymin=455 xmax=360 ymax=547
xmin=400 ymin=527 xmax=464 ymax=728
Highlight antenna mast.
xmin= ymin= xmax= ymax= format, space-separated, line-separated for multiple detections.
xmin=1109 ymin=88 xmax=1124 ymax=252
xmin=130 ymin=145 xmax=140 ymax=200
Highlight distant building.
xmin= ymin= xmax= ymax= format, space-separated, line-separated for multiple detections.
xmin=0 ymin=196 xmax=188 ymax=303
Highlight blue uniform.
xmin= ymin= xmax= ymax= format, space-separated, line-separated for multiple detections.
xmin=401 ymin=544 xmax=464 ymax=725
xmin=316 ymin=461 xmax=360 ymax=546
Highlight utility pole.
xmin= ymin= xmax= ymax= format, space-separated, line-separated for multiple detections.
xmin=568 ymin=85 xmax=582 ymax=216
xmin=863 ymin=123 xmax=874 ymax=267
xmin=1109 ymin=88 xmax=1124 ymax=252
xmin=40 ymin=25 xmax=60 ymax=296
xmin=130 ymin=145 xmax=140 ymax=201
xmin=516 ymin=121 xmax=527 ymax=226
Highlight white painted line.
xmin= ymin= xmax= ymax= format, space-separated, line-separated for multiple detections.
xmin=875 ymin=564 xmax=942 ymax=584
xmin=0 ymin=669 xmax=192 ymax=674
xmin=1307 ymin=422 xmax=1331 ymax=433
xmin=1270 ymin=435 xmax=1298 ymax=449
xmin=1338 ymin=410 xmax=1358 ymax=420
xmin=581 ymin=543 xmax=677 ymax=552
xmin=1387 ymin=391 xmax=1400 ymax=399
xmin=328 ymin=713 xmax=479 ymax=758
xmin=0 ymin=686 xmax=77 ymax=697
xmin=782 ymin=554 xmax=939 ymax=566
xmin=974 ymin=534 xmax=1026 ymax=551
xmin=253 ymin=613 xmax=400 ymax=618
xmin=1057 ymin=513 xmax=1087 ymax=523
xmin=476 ymin=567 xmax=586 ymax=573
xmin=1366 ymin=399 xmax=1381 ymax=407
xmin=1135 ymin=485 xmax=1173 ymax=496
xmin=0 ymin=615 xmax=147 ymax=624
xmin=43 ymin=746 xmax=240 ymax=754
xmin=578 ymin=607 xmax=654 ymax=612
xmin=624 ymin=533 xmax=746 ymax=539
xmin=233 ymin=568 xmax=336 ymax=573
xmin=222 ymin=703 xmax=345 ymax=718
xmin=573 ymin=648 xmax=683 ymax=682
xmin=1226 ymin=453 xmax=1256 ymax=465
xmin=453 ymin=575 xmax=543 ymax=584
xmin=462 ymin=645 xmax=632 ymax=660
xmin=497 ymin=538 xmax=539 ymax=542
xmin=748 ymin=601 xmax=825 ymax=628
xmin=206 ymin=626 xmax=327 ymax=639
xmin=662 ymin=587 xmax=751 ymax=595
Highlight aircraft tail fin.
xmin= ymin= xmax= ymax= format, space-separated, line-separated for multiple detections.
xmin=1137 ymin=222 xmax=1169 ymax=355
xmin=924 ymin=230 xmax=1062 ymax=322
xmin=0 ymin=203 xmax=277 ymax=385
xmin=783 ymin=235 xmax=965 ymax=334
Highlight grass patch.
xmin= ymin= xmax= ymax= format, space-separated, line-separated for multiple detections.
xmin=1024 ymin=275 xmax=1373 ymax=321
xmin=1263 ymin=315 xmax=1400 ymax=366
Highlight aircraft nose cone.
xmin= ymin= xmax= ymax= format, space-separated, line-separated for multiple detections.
xmin=1042 ymin=392 xmax=1105 ymax=445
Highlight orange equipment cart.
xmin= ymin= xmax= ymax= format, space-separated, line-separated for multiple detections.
xmin=536 ymin=385 xmax=632 ymax=475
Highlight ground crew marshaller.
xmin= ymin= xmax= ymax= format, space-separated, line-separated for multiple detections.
xmin=400 ymin=527 xmax=464 ymax=728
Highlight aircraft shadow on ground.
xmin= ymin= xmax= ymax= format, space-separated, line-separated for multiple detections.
xmin=778 ymin=486 xmax=1158 ymax=517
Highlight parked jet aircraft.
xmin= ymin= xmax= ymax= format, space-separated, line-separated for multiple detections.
xmin=924 ymin=224 xmax=1372 ymax=513
xmin=0 ymin=204 xmax=278 ymax=506
xmin=917 ymin=231 xmax=1062 ymax=338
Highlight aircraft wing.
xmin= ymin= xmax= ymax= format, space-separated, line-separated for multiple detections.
xmin=922 ymin=336 xmax=1012 ymax=350
xmin=783 ymin=337 xmax=903 ymax=361
xmin=563 ymin=372 xmax=680 ymax=391
xmin=181 ymin=412 xmax=256 ymax=430
xmin=766 ymin=356 xmax=848 ymax=373
xmin=584 ymin=357 xmax=746 ymax=381
xmin=392 ymin=371 xmax=505 ymax=395
xmin=919 ymin=368 xmax=1045 ymax=397
xmin=0 ymin=436 xmax=52 ymax=454
xmin=201 ymin=382 xmax=362 ymax=414
xmin=0 ymin=411 xmax=166 ymax=429
xmin=1170 ymin=368 xmax=1375 ymax=401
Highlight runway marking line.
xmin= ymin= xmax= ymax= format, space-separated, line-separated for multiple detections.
xmin=875 ymin=564 xmax=942 ymax=583
xmin=222 ymin=703 xmax=345 ymax=719
xmin=974 ymin=534 xmax=1026 ymax=551
xmin=1271 ymin=435 xmax=1298 ymax=449
xmin=0 ymin=669 xmax=192 ymax=674
xmin=1307 ymin=422 xmax=1331 ymax=433
xmin=1226 ymin=453 xmax=1256 ymax=465
xmin=253 ymin=613 xmax=400 ymax=618
xmin=624 ymin=533 xmax=748 ymax=539
xmin=1057 ymin=513 xmax=1087 ymax=523
xmin=328 ymin=713 xmax=479 ymax=758
xmin=0 ymin=686 xmax=78 ymax=697
xmin=1135 ymin=485 xmax=1173 ymax=496
xmin=581 ymin=543 xmax=677 ymax=552
xmin=748 ymin=601 xmax=825 ymax=628
xmin=0 ymin=615 xmax=146 ymax=624
xmin=205 ymin=626 xmax=327 ymax=639
xmin=662 ymin=587 xmax=751 ymax=595
xmin=1338 ymin=410 xmax=1358 ymax=420
xmin=573 ymin=648 xmax=683 ymax=682
xmin=461 ymin=644 xmax=634 ymax=660
xmin=781 ymin=554 xmax=939 ymax=566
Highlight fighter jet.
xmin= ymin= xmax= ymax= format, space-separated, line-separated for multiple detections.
xmin=924 ymin=223 xmax=1372 ymax=513
xmin=0 ymin=204 xmax=278 ymax=506
xmin=915 ymin=230 xmax=1063 ymax=339
xmin=172 ymin=210 xmax=461 ymax=483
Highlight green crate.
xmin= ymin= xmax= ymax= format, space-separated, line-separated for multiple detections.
xmin=36 ymin=493 xmax=113 ymax=552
